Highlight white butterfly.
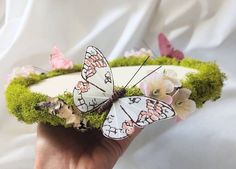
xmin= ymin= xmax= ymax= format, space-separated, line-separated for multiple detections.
xmin=73 ymin=46 xmax=175 ymax=140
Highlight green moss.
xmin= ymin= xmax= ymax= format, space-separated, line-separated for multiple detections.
xmin=58 ymin=92 xmax=74 ymax=106
xmin=6 ymin=83 xmax=65 ymax=126
xmin=83 ymin=112 xmax=107 ymax=129
xmin=5 ymin=57 xmax=226 ymax=129
xmin=181 ymin=60 xmax=226 ymax=107
xmin=46 ymin=65 xmax=82 ymax=77
xmin=125 ymin=87 xmax=143 ymax=96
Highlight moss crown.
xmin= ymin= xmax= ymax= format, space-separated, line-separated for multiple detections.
xmin=5 ymin=56 xmax=226 ymax=129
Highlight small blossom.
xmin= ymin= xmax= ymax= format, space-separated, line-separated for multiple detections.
xmin=162 ymin=69 xmax=181 ymax=88
xmin=171 ymin=88 xmax=196 ymax=120
xmin=124 ymin=48 xmax=154 ymax=57
xmin=7 ymin=65 xmax=37 ymax=82
xmin=139 ymin=72 xmax=174 ymax=104
xmin=49 ymin=46 xmax=73 ymax=70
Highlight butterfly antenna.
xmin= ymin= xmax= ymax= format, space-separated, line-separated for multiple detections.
xmin=131 ymin=66 xmax=162 ymax=88
xmin=124 ymin=55 xmax=150 ymax=88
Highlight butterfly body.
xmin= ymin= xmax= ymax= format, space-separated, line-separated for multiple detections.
xmin=73 ymin=46 xmax=176 ymax=140
xmin=98 ymin=88 xmax=126 ymax=113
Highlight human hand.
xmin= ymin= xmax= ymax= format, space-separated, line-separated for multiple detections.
xmin=34 ymin=124 xmax=141 ymax=169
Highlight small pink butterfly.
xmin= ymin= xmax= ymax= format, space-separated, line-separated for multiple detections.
xmin=49 ymin=46 xmax=73 ymax=70
xmin=158 ymin=33 xmax=184 ymax=60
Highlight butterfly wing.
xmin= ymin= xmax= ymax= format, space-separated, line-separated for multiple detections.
xmin=171 ymin=50 xmax=184 ymax=60
xmin=73 ymin=46 xmax=114 ymax=112
xmin=81 ymin=46 xmax=114 ymax=95
xmin=73 ymin=81 xmax=110 ymax=112
xmin=158 ymin=33 xmax=184 ymax=60
xmin=120 ymin=96 xmax=175 ymax=127
xmin=102 ymin=100 xmax=137 ymax=140
xmin=158 ymin=33 xmax=173 ymax=56
xmin=102 ymin=96 xmax=175 ymax=140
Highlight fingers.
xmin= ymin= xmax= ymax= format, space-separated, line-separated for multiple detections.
xmin=37 ymin=123 xmax=142 ymax=158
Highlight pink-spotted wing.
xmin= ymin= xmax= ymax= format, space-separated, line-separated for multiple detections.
xmin=102 ymin=96 xmax=175 ymax=140
xmin=73 ymin=46 xmax=113 ymax=112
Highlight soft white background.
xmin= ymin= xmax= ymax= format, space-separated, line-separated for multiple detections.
xmin=0 ymin=0 xmax=236 ymax=168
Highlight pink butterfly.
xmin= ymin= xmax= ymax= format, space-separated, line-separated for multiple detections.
xmin=49 ymin=46 xmax=73 ymax=70
xmin=158 ymin=33 xmax=184 ymax=60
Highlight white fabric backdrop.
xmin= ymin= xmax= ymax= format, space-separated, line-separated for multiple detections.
xmin=0 ymin=0 xmax=236 ymax=168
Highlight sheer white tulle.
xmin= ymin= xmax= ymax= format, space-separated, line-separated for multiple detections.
xmin=0 ymin=0 xmax=236 ymax=169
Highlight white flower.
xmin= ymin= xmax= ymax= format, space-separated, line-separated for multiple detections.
xmin=139 ymin=68 xmax=196 ymax=120
xmin=124 ymin=48 xmax=154 ymax=57
xmin=7 ymin=65 xmax=38 ymax=82
xmin=171 ymin=88 xmax=196 ymax=120
xmin=162 ymin=69 xmax=181 ymax=88
xmin=139 ymin=72 xmax=174 ymax=104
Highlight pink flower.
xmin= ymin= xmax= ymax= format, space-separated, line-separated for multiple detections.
xmin=7 ymin=65 xmax=37 ymax=82
xmin=139 ymin=72 xmax=174 ymax=104
xmin=49 ymin=46 xmax=73 ymax=70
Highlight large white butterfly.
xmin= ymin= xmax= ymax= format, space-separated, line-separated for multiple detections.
xmin=73 ymin=46 xmax=175 ymax=140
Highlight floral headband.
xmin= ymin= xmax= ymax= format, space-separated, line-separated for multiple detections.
xmin=5 ymin=33 xmax=226 ymax=140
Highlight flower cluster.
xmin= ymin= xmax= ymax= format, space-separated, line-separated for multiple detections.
xmin=139 ymin=69 xmax=196 ymax=120
xmin=124 ymin=48 xmax=154 ymax=57
xmin=7 ymin=65 xmax=39 ymax=83
xmin=49 ymin=46 xmax=73 ymax=70
xmin=8 ymin=47 xmax=74 ymax=83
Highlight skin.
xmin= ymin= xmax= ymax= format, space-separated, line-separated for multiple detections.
xmin=34 ymin=124 xmax=141 ymax=169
